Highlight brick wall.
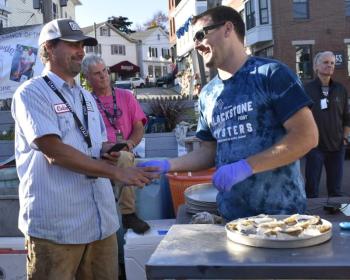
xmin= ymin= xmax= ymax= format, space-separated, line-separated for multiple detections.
xmin=271 ymin=0 xmax=350 ymax=90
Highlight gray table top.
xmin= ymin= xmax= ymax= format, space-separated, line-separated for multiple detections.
xmin=147 ymin=199 xmax=350 ymax=279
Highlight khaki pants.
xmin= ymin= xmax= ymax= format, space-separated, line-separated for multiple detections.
xmin=26 ymin=234 xmax=118 ymax=280
xmin=113 ymin=151 xmax=136 ymax=214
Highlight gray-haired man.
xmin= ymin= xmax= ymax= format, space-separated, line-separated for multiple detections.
xmin=82 ymin=54 xmax=150 ymax=234
xmin=304 ymin=51 xmax=350 ymax=198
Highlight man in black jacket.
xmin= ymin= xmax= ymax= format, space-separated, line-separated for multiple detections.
xmin=305 ymin=51 xmax=350 ymax=198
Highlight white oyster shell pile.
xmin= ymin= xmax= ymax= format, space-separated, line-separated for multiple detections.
xmin=226 ymin=214 xmax=332 ymax=240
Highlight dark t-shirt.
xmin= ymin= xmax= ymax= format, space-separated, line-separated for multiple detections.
xmin=196 ymin=56 xmax=312 ymax=221
xmin=304 ymin=77 xmax=350 ymax=152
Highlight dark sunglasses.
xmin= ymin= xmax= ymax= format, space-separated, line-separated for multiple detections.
xmin=193 ymin=22 xmax=226 ymax=42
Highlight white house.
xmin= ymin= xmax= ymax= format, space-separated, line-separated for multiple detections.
xmin=5 ymin=0 xmax=80 ymax=27
xmin=130 ymin=27 xmax=173 ymax=81
xmin=82 ymin=22 xmax=140 ymax=81
xmin=0 ymin=0 xmax=11 ymax=28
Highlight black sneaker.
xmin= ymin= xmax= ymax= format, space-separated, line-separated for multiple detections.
xmin=122 ymin=213 xmax=150 ymax=234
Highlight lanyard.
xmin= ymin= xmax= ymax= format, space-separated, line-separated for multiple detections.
xmin=92 ymin=88 xmax=121 ymax=130
xmin=43 ymin=75 xmax=92 ymax=148
xmin=321 ymin=86 xmax=329 ymax=97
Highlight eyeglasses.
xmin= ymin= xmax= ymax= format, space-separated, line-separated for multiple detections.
xmin=193 ymin=22 xmax=226 ymax=42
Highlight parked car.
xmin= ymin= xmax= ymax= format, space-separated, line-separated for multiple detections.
xmin=130 ymin=77 xmax=145 ymax=88
xmin=114 ymin=80 xmax=133 ymax=90
xmin=114 ymin=77 xmax=145 ymax=89
xmin=155 ymin=74 xmax=174 ymax=87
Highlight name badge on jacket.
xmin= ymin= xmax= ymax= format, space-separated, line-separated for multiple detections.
xmin=54 ymin=103 xmax=70 ymax=114
xmin=320 ymin=98 xmax=328 ymax=110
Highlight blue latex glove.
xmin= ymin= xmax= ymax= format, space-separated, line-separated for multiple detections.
xmin=212 ymin=159 xmax=253 ymax=192
xmin=137 ymin=159 xmax=170 ymax=174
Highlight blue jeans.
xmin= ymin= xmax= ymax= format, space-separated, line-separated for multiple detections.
xmin=305 ymin=146 xmax=345 ymax=198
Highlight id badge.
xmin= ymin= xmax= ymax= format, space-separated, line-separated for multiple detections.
xmin=320 ymin=98 xmax=328 ymax=110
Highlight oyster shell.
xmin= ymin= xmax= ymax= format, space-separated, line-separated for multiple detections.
xmin=226 ymin=214 xmax=332 ymax=241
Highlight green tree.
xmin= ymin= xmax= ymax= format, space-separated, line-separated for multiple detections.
xmin=107 ymin=16 xmax=135 ymax=34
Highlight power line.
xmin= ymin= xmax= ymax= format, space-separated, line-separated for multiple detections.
xmin=23 ymin=13 xmax=35 ymax=26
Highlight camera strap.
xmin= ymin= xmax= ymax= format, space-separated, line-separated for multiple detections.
xmin=43 ymin=75 xmax=92 ymax=148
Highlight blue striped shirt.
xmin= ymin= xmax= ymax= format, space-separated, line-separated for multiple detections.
xmin=11 ymin=71 xmax=119 ymax=244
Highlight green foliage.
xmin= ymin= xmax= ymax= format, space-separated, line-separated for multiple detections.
xmin=0 ymin=127 xmax=14 ymax=140
xmin=80 ymin=73 xmax=92 ymax=92
xmin=108 ymin=16 xmax=135 ymax=34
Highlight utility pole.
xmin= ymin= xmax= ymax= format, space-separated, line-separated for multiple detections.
xmin=42 ymin=0 xmax=53 ymax=23
xmin=34 ymin=0 xmax=68 ymax=23
xmin=207 ymin=0 xmax=221 ymax=79
xmin=196 ymin=0 xmax=222 ymax=88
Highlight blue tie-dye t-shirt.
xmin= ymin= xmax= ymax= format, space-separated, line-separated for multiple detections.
xmin=196 ymin=56 xmax=312 ymax=221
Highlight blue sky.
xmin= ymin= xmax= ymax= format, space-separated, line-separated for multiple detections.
xmin=76 ymin=0 xmax=169 ymax=28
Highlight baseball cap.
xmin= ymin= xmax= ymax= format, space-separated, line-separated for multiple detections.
xmin=38 ymin=18 xmax=97 ymax=46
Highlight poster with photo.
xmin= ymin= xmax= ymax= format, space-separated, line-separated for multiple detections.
xmin=10 ymin=44 xmax=38 ymax=83
xmin=0 ymin=25 xmax=44 ymax=105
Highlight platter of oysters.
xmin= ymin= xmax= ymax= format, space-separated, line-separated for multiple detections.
xmin=225 ymin=214 xmax=332 ymax=248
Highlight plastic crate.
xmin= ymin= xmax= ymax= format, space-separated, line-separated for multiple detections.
xmin=166 ymin=168 xmax=215 ymax=213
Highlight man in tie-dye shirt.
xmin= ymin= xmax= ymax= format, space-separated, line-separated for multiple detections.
xmin=139 ymin=6 xmax=318 ymax=221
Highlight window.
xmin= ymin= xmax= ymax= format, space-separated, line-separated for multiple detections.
xmin=245 ymin=0 xmax=256 ymax=30
xmin=161 ymin=48 xmax=170 ymax=58
xmin=259 ymin=0 xmax=269 ymax=24
xmin=347 ymin=44 xmax=350 ymax=76
xmin=100 ymin=27 xmax=110 ymax=36
xmin=148 ymin=65 xmax=154 ymax=77
xmin=111 ymin=44 xmax=125 ymax=55
xmin=171 ymin=19 xmax=175 ymax=36
xmin=293 ymin=0 xmax=309 ymax=19
xmin=85 ymin=44 xmax=101 ymax=55
xmin=255 ymin=46 xmax=273 ymax=58
xmin=154 ymin=66 xmax=162 ymax=77
xmin=295 ymin=45 xmax=312 ymax=79
xmin=346 ymin=0 xmax=350 ymax=16
xmin=239 ymin=10 xmax=244 ymax=21
xmin=149 ymin=47 xmax=158 ymax=58
xmin=52 ymin=3 xmax=58 ymax=19
xmin=173 ymin=19 xmax=175 ymax=35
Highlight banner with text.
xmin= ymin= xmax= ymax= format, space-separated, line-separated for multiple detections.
xmin=0 ymin=25 xmax=44 ymax=101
